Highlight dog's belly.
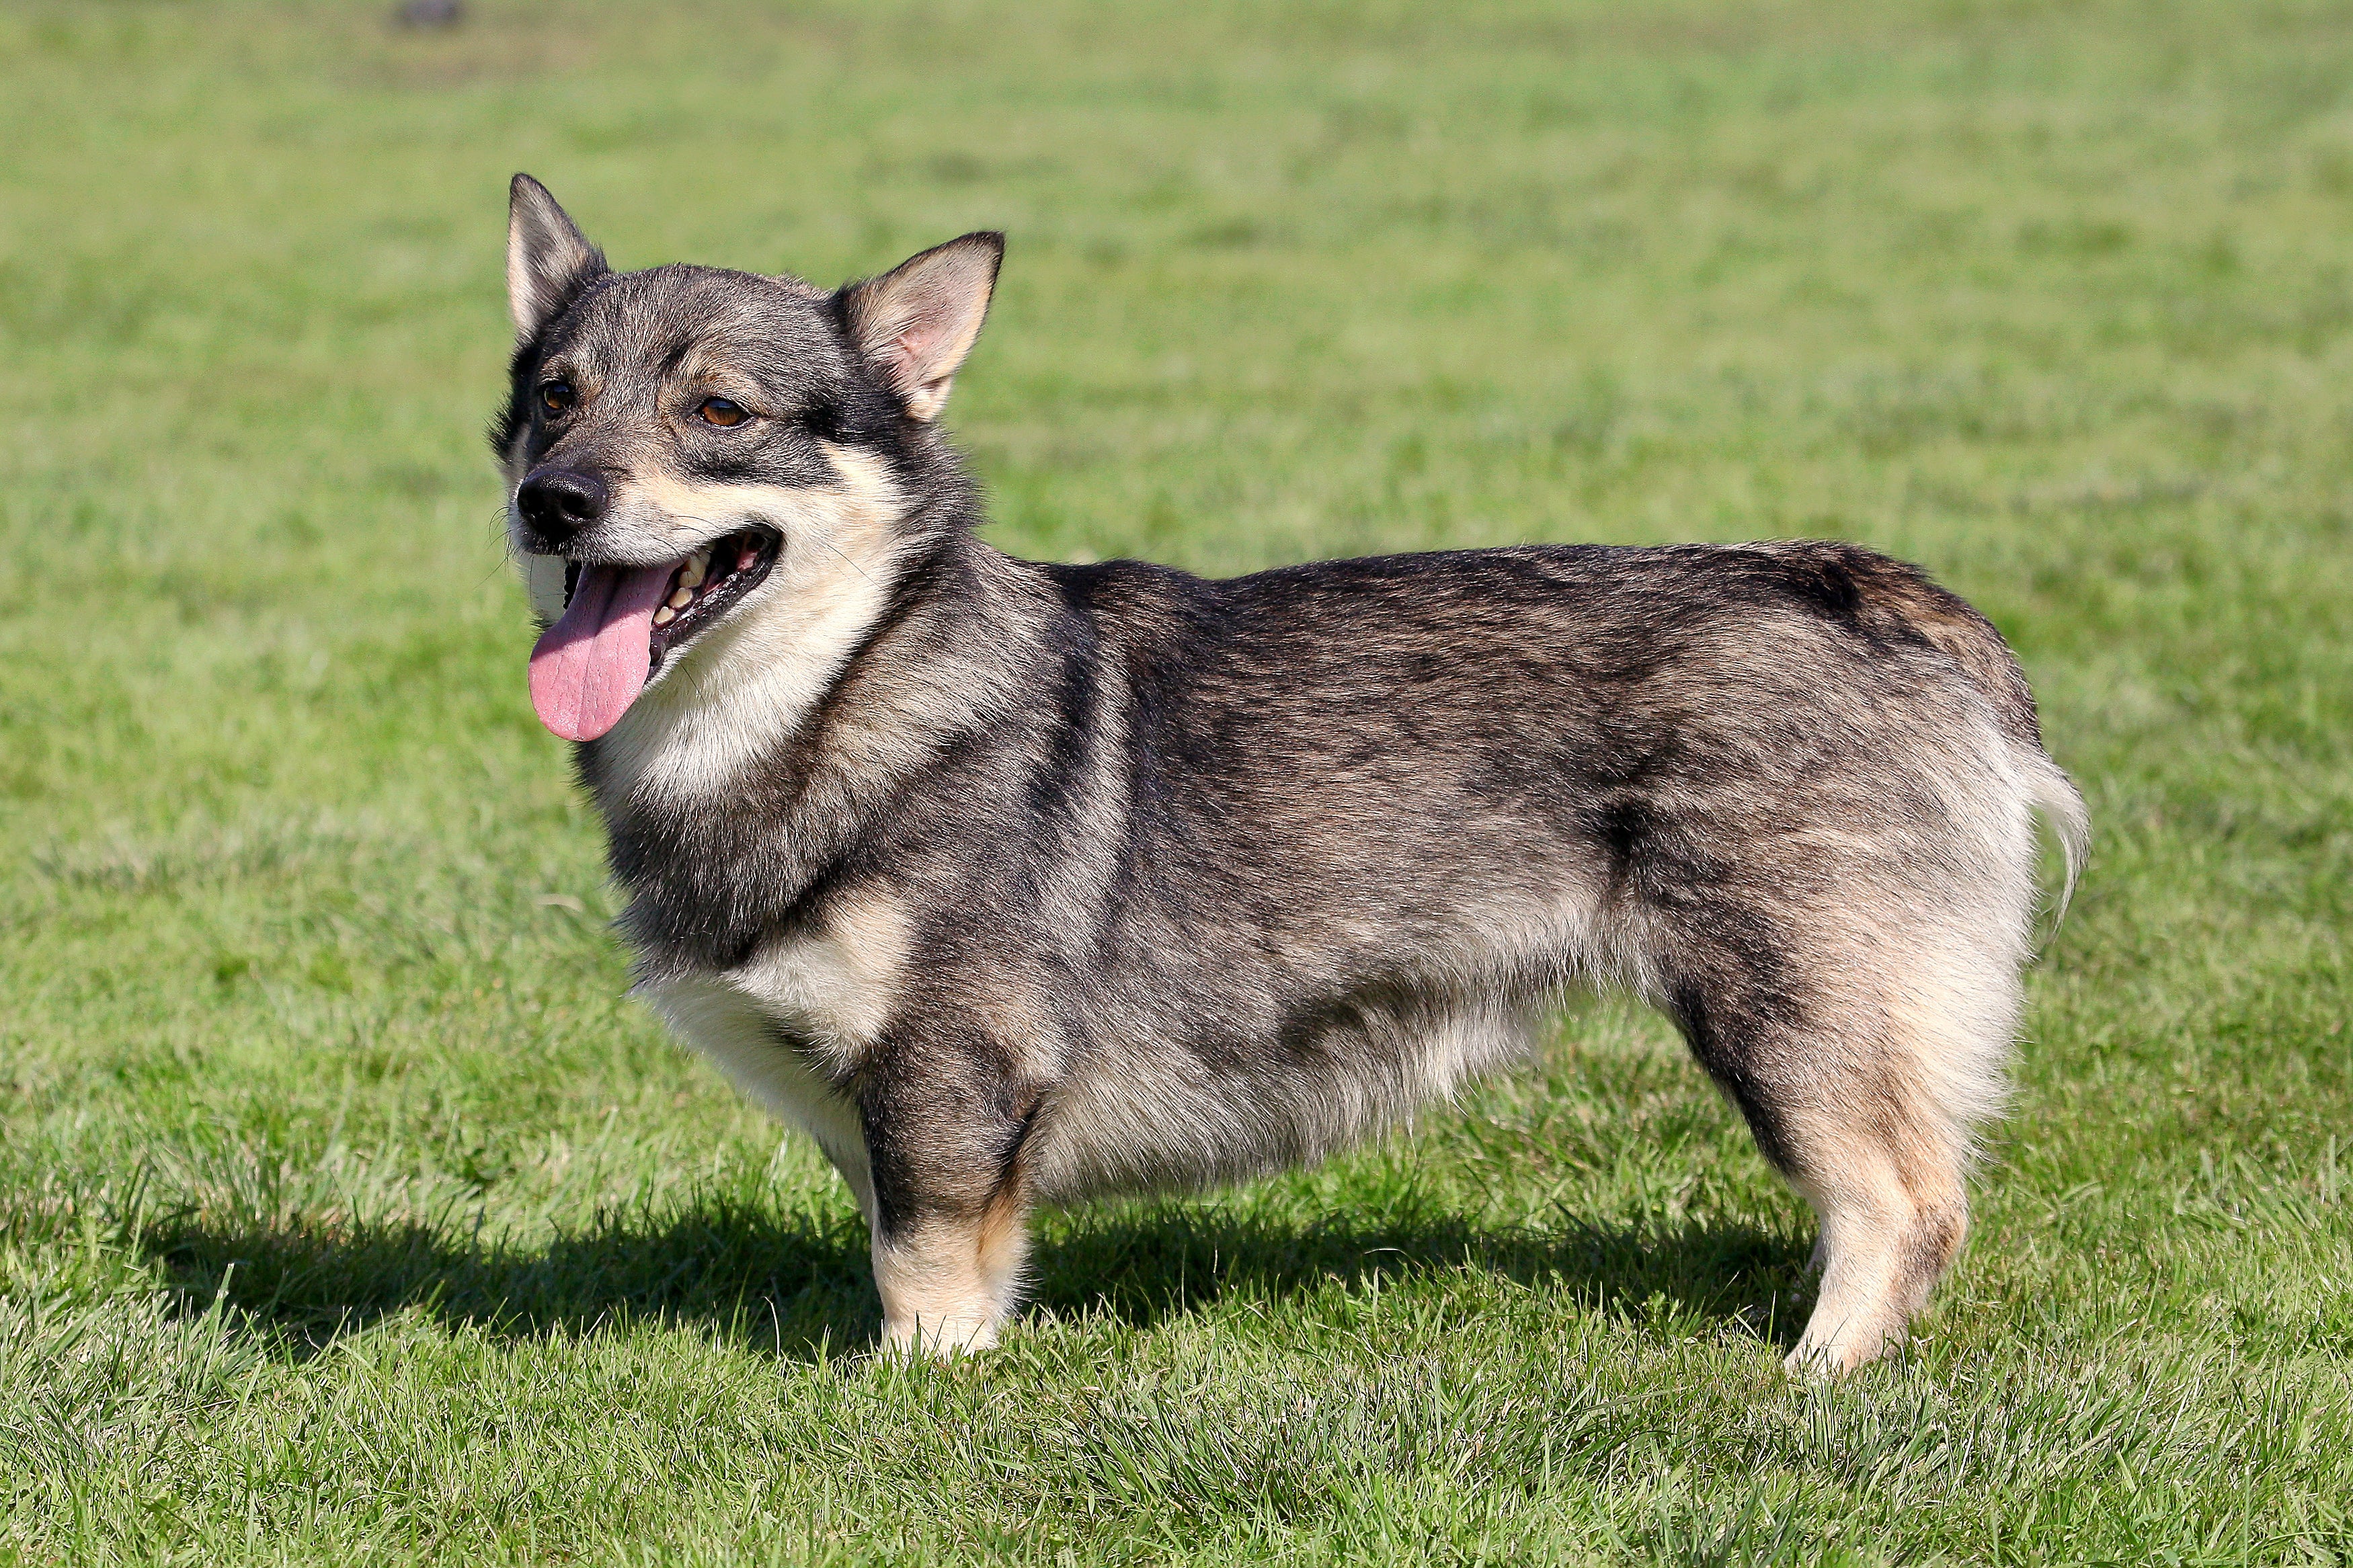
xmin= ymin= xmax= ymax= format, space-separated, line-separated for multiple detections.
xmin=635 ymin=969 xmax=875 ymax=1221
xmin=1027 ymin=992 xmax=1543 ymax=1202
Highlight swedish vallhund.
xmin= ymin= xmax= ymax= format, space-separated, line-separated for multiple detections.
xmin=495 ymin=174 xmax=2085 ymax=1371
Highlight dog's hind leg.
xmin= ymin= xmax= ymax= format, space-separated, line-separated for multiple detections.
xmin=1658 ymin=918 xmax=2018 ymax=1374
xmin=1774 ymin=1095 xmax=1972 ymax=1374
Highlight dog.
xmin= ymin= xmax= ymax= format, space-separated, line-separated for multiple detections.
xmin=493 ymin=173 xmax=2085 ymax=1371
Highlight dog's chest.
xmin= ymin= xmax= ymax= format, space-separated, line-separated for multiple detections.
xmin=628 ymin=898 xmax=911 ymax=1170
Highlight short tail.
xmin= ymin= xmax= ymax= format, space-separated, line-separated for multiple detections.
xmin=1763 ymin=541 xmax=2089 ymax=938
xmin=1809 ymin=544 xmax=2087 ymax=935
xmin=2020 ymin=749 xmax=2089 ymax=940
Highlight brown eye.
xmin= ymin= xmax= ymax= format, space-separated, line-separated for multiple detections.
xmin=698 ymin=396 xmax=750 ymax=427
xmin=539 ymin=380 xmax=575 ymax=415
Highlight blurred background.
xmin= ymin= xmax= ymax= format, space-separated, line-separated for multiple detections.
xmin=4 ymin=2 xmax=2350 ymax=1559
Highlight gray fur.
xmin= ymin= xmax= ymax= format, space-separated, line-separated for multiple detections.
xmin=493 ymin=177 xmax=2087 ymax=1370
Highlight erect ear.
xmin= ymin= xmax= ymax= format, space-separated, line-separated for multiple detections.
xmin=506 ymin=173 xmax=606 ymax=340
xmin=838 ymin=233 xmax=1004 ymax=421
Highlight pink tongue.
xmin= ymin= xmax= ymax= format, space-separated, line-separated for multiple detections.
xmin=527 ymin=563 xmax=678 ymax=741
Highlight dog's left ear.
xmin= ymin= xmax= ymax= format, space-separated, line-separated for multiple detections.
xmin=506 ymin=173 xmax=606 ymax=341
xmin=839 ymin=233 xmax=1004 ymax=421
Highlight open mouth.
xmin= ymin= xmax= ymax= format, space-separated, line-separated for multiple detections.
xmin=573 ymin=527 xmax=779 ymax=675
xmin=527 ymin=528 xmax=780 ymax=742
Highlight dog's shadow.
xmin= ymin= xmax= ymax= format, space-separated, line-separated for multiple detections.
xmin=141 ymin=1188 xmax=1812 ymax=1363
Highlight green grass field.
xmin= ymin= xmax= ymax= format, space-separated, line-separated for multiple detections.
xmin=5 ymin=0 xmax=2352 ymax=1560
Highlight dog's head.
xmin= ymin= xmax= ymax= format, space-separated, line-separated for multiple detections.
xmin=493 ymin=174 xmax=1000 ymax=742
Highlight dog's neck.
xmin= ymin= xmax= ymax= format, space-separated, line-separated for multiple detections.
xmin=580 ymin=512 xmax=1060 ymax=975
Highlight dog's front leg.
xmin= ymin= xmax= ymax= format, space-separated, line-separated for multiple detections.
xmin=868 ymin=1202 xmax=1030 ymax=1356
xmin=859 ymin=1025 xmax=1038 ymax=1357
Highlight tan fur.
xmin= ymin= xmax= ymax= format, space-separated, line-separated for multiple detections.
xmin=638 ymin=972 xmax=876 ymax=1224
xmin=636 ymin=886 xmax=916 ymax=1230
xmin=872 ymin=1145 xmax=1033 ymax=1356
xmin=1769 ymin=911 xmax=2024 ymax=1372
xmin=1782 ymin=1099 xmax=1970 ymax=1372
xmin=871 ymin=1216 xmax=1012 ymax=1354
xmin=732 ymin=886 xmax=912 ymax=1077
xmin=590 ymin=444 xmax=906 ymax=803
xmin=971 ymin=1180 xmax=1034 ymax=1327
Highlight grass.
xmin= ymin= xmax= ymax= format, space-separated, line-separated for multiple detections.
xmin=3 ymin=0 xmax=2351 ymax=1559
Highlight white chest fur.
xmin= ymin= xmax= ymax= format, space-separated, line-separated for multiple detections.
xmin=632 ymin=893 xmax=913 ymax=1225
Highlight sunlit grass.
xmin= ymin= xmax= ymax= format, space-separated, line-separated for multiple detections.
xmin=3 ymin=0 xmax=2349 ymax=1561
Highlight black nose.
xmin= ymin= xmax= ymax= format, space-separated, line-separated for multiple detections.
xmin=516 ymin=468 xmax=608 ymax=544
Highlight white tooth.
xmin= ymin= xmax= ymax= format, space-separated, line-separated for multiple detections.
xmin=668 ymin=587 xmax=694 ymax=610
xmin=680 ymin=554 xmax=707 ymax=588
xmin=653 ymin=606 xmax=676 ymax=626
xmin=737 ymin=548 xmax=758 ymax=571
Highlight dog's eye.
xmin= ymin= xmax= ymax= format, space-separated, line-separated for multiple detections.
xmin=539 ymin=381 xmax=575 ymax=415
xmin=698 ymin=397 xmax=750 ymax=428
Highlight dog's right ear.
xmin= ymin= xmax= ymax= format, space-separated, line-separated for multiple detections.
xmin=838 ymin=233 xmax=1004 ymax=421
xmin=506 ymin=174 xmax=606 ymax=340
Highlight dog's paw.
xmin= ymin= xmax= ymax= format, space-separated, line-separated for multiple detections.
xmin=880 ymin=1315 xmax=1000 ymax=1361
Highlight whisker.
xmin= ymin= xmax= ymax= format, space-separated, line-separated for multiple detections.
xmin=810 ymin=532 xmax=877 ymax=587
